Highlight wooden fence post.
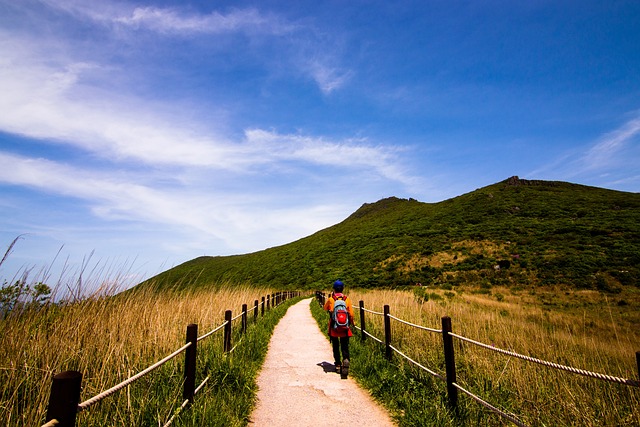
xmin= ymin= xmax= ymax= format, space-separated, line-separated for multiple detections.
xmin=359 ymin=300 xmax=366 ymax=342
xmin=261 ymin=296 xmax=265 ymax=317
xmin=183 ymin=324 xmax=198 ymax=403
xmin=241 ymin=304 xmax=248 ymax=334
xmin=441 ymin=316 xmax=458 ymax=408
xmin=266 ymin=294 xmax=270 ymax=310
xmin=254 ymin=300 xmax=259 ymax=323
xmin=636 ymin=351 xmax=639 ymax=380
xmin=224 ymin=310 xmax=232 ymax=353
xmin=45 ymin=370 xmax=82 ymax=427
xmin=384 ymin=305 xmax=392 ymax=361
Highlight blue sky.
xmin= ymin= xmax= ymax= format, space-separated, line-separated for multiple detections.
xmin=1 ymin=0 xmax=639 ymax=290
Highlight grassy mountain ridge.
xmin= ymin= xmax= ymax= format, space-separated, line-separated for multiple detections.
xmin=142 ymin=177 xmax=640 ymax=292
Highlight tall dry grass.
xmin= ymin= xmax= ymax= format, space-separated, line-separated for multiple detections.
xmin=346 ymin=287 xmax=640 ymax=426
xmin=0 ymin=282 xmax=275 ymax=426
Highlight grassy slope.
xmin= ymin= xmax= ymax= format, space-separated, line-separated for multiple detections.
xmin=143 ymin=177 xmax=640 ymax=294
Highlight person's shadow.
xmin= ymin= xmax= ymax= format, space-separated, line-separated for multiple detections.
xmin=317 ymin=361 xmax=338 ymax=373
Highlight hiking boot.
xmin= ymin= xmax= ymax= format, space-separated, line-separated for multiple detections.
xmin=334 ymin=363 xmax=341 ymax=374
xmin=340 ymin=359 xmax=349 ymax=379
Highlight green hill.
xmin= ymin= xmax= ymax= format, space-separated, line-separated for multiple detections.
xmin=142 ymin=177 xmax=640 ymax=292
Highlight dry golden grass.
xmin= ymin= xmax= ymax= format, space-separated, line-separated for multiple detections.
xmin=0 ymin=283 xmax=275 ymax=426
xmin=377 ymin=240 xmax=512 ymax=271
xmin=347 ymin=286 xmax=640 ymax=426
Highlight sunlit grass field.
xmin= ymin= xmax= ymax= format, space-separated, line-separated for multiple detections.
xmin=329 ymin=286 xmax=639 ymax=426
xmin=0 ymin=282 xmax=289 ymax=426
xmin=3 ymin=271 xmax=638 ymax=426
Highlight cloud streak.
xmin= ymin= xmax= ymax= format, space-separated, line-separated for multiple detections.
xmin=0 ymin=29 xmax=407 ymax=183
xmin=0 ymin=151 xmax=350 ymax=252
xmin=527 ymin=113 xmax=640 ymax=185
xmin=33 ymin=0 xmax=349 ymax=94
xmin=41 ymin=0 xmax=296 ymax=36
xmin=583 ymin=115 xmax=640 ymax=171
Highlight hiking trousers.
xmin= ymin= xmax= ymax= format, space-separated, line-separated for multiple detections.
xmin=331 ymin=336 xmax=350 ymax=364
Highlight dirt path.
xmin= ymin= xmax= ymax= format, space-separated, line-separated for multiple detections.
xmin=250 ymin=298 xmax=395 ymax=426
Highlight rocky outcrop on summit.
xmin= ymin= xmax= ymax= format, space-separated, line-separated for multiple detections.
xmin=504 ymin=176 xmax=560 ymax=187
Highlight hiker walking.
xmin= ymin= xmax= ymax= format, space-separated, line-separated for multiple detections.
xmin=324 ymin=280 xmax=355 ymax=379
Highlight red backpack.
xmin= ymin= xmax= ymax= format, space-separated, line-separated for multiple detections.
xmin=332 ymin=293 xmax=349 ymax=332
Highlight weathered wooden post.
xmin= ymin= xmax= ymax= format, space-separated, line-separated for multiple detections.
xmin=359 ymin=300 xmax=366 ymax=342
xmin=254 ymin=299 xmax=259 ymax=323
xmin=384 ymin=305 xmax=392 ymax=361
xmin=261 ymin=296 xmax=265 ymax=316
xmin=183 ymin=324 xmax=198 ymax=403
xmin=241 ymin=304 xmax=248 ymax=334
xmin=441 ymin=316 xmax=458 ymax=408
xmin=266 ymin=294 xmax=270 ymax=310
xmin=45 ymin=370 xmax=82 ymax=427
xmin=224 ymin=310 xmax=232 ymax=352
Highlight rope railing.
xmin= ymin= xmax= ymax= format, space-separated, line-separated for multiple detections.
xmin=163 ymin=376 xmax=210 ymax=427
xmin=453 ymin=382 xmax=527 ymax=427
xmin=231 ymin=310 xmax=245 ymax=322
xmin=42 ymin=290 xmax=305 ymax=427
xmin=387 ymin=314 xmax=441 ymax=334
xmin=194 ymin=376 xmax=210 ymax=395
xmin=197 ymin=321 xmax=228 ymax=342
xmin=449 ymin=332 xmax=640 ymax=388
xmin=362 ymin=328 xmax=383 ymax=344
xmin=389 ymin=344 xmax=444 ymax=381
xmin=78 ymin=342 xmax=192 ymax=411
xmin=162 ymin=399 xmax=190 ymax=427
xmin=360 ymin=307 xmax=384 ymax=316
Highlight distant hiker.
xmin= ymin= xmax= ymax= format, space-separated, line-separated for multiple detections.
xmin=324 ymin=280 xmax=355 ymax=378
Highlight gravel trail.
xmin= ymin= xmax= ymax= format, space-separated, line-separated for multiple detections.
xmin=250 ymin=298 xmax=396 ymax=426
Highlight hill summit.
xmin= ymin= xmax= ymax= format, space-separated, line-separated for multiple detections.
xmin=144 ymin=177 xmax=640 ymax=293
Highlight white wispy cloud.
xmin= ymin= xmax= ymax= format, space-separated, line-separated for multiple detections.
xmin=40 ymin=0 xmax=295 ymax=35
xmin=34 ymin=0 xmax=351 ymax=94
xmin=0 ymin=152 xmax=348 ymax=251
xmin=0 ymin=0 xmax=415 ymax=271
xmin=116 ymin=6 xmax=294 ymax=35
xmin=0 ymin=30 xmax=407 ymax=181
xmin=582 ymin=114 xmax=640 ymax=171
xmin=528 ymin=113 xmax=640 ymax=184
xmin=304 ymin=60 xmax=353 ymax=95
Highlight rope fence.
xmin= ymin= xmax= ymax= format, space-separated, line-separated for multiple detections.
xmin=359 ymin=307 xmax=385 ymax=316
xmin=197 ymin=321 xmax=228 ymax=342
xmin=449 ymin=332 xmax=640 ymax=388
xmin=361 ymin=327 xmax=383 ymax=344
xmin=315 ymin=291 xmax=640 ymax=427
xmin=231 ymin=310 xmax=246 ymax=322
xmin=163 ymin=376 xmax=210 ymax=427
xmin=42 ymin=290 xmax=304 ymax=427
xmin=78 ymin=342 xmax=192 ymax=411
xmin=453 ymin=382 xmax=527 ymax=427
xmin=389 ymin=344 xmax=444 ymax=381
xmin=388 ymin=313 xmax=442 ymax=334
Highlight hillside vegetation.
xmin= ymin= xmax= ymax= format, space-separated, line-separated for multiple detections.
xmin=144 ymin=177 xmax=640 ymax=294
